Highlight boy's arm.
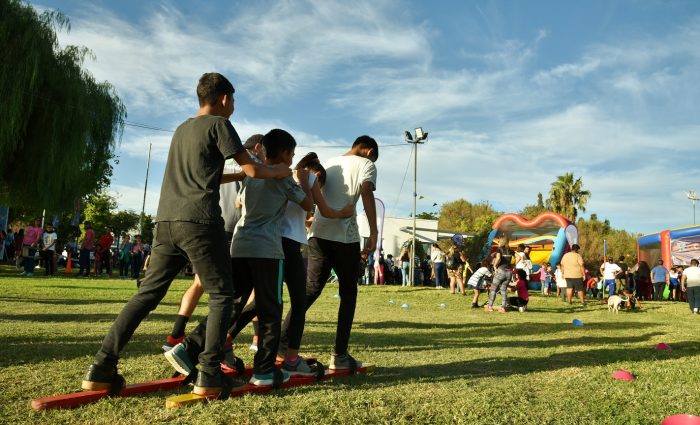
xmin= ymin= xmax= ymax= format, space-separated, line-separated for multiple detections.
xmin=220 ymin=171 xmax=247 ymax=184
xmin=310 ymin=180 xmax=354 ymax=219
xmin=360 ymin=181 xmax=378 ymax=256
xmin=232 ymin=151 xmax=291 ymax=179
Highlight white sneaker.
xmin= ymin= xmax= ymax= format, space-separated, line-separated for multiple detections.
xmin=518 ymin=306 xmax=525 ymax=313
xmin=249 ymin=344 xmax=258 ymax=352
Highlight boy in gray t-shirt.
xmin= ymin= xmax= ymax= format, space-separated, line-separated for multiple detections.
xmin=170 ymin=129 xmax=313 ymax=388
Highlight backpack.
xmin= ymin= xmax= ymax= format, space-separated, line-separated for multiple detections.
xmin=446 ymin=251 xmax=461 ymax=270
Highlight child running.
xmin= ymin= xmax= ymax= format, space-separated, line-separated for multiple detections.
xmin=80 ymin=73 xmax=290 ymax=399
xmin=166 ymin=129 xmax=314 ymax=389
xmin=466 ymin=260 xmax=492 ymax=308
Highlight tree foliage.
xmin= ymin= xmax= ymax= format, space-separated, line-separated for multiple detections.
xmin=576 ymin=214 xmax=638 ymax=271
xmin=519 ymin=192 xmax=548 ymax=220
xmin=0 ymin=0 xmax=126 ymax=210
xmin=547 ymin=173 xmax=590 ymax=222
xmin=437 ymin=199 xmax=501 ymax=263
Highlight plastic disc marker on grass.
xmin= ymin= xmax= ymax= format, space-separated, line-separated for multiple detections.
xmin=401 ymin=303 xmax=409 ymax=309
xmin=388 ymin=300 xmax=395 ymax=305
xmin=612 ymin=370 xmax=635 ymax=382
xmin=439 ymin=303 xmax=447 ymax=308
xmin=656 ymin=342 xmax=672 ymax=350
xmin=572 ymin=319 xmax=585 ymax=327
xmin=661 ymin=414 xmax=700 ymax=425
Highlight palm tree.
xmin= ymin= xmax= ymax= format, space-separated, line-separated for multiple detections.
xmin=547 ymin=173 xmax=591 ymax=222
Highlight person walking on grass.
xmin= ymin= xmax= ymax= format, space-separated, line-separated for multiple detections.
xmin=561 ymin=244 xmax=586 ymax=306
xmin=430 ymin=244 xmax=447 ymax=289
xmin=283 ymin=135 xmax=379 ymax=371
xmin=681 ymin=259 xmax=700 ymax=314
xmin=485 ymin=236 xmax=513 ymax=313
xmin=650 ymin=259 xmax=670 ymax=301
xmin=446 ymin=244 xmax=466 ymax=295
xmin=80 ymin=73 xmax=291 ymax=399
xmin=600 ymin=257 xmax=622 ymax=299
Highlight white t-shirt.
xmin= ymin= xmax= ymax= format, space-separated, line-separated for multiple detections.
xmin=602 ymin=262 xmax=622 ymax=280
xmin=42 ymin=232 xmax=58 ymax=251
xmin=683 ymin=266 xmax=700 ymax=287
xmin=555 ymin=269 xmax=567 ymax=288
xmin=280 ymin=173 xmax=316 ymax=245
xmin=431 ymin=249 xmax=446 ymax=264
xmin=309 ymin=155 xmax=377 ymax=244
xmin=219 ymin=159 xmax=241 ymax=232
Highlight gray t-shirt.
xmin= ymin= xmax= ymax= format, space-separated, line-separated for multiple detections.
xmin=156 ymin=115 xmax=243 ymax=224
xmin=230 ymin=175 xmax=306 ymax=259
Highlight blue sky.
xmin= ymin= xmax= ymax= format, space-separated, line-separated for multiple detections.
xmin=34 ymin=0 xmax=700 ymax=234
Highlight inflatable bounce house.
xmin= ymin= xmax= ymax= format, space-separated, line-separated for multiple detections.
xmin=638 ymin=224 xmax=700 ymax=267
xmin=481 ymin=212 xmax=579 ymax=289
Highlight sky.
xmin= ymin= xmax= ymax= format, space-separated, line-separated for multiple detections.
xmin=32 ymin=0 xmax=700 ymax=235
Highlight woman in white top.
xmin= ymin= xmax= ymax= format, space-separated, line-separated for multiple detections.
xmin=681 ymin=259 xmax=700 ymax=314
xmin=430 ymin=244 xmax=447 ymax=288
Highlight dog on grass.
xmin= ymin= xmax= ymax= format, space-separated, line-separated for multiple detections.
xmin=608 ymin=295 xmax=627 ymax=313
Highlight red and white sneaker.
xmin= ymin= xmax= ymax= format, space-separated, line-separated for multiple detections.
xmin=162 ymin=335 xmax=185 ymax=352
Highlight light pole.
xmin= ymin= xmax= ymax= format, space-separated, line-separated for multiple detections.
xmin=404 ymin=127 xmax=428 ymax=287
xmin=140 ymin=142 xmax=152 ymax=234
xmin=687 ymin=190 xmax=699 ymax=224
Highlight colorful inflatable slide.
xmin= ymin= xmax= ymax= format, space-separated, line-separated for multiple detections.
xmin=481 ymin=212 xmax=579 ymax=284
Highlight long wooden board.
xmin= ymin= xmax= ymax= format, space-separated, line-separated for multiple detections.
xmin=165 ymin=364 xmax=376 ymax=408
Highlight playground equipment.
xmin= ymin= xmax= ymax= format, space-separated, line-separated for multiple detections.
xmin=481 ymin=212 xmax=578 ymax=289
xmin=637 ymin=224 xmax=700 ymax=267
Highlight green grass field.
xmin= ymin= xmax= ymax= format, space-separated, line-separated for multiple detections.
xmin=0 ymin=265 xmax=698 ymax=425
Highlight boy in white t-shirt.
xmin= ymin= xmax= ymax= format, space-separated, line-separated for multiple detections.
xmin=41 ymin=224 xmax=58 ymax=276
xmin=283 ymin=136 xmax=379 ymax=371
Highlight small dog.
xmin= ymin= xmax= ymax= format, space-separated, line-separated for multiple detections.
xmin=608 ymin=295 xmax=628 ymax=313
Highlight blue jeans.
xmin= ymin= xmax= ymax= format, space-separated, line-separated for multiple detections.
xmin=23 ymin=246 xmax=37 ymax=274
xmin=402 ymin=261 xmax=410 ymax=286
xmin=434 ymin=262 xmax=446 ymax=287
xmin=79 ymin=248 xmax=91 ymax=275
xmin=605 ymin=279 xmax=616 ymax=297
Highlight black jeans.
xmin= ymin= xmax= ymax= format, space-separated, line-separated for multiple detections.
xmin=189 ymin=257 xmax=283 ymax=375
xmin=94 ymin=221 xmax=233 ymax=375
xmin=653 ymin=282 xmax=666 ymax=301
xmin=231 ymin=238 xmax=307 ymax=353
xmin=292 ymin=237 xmax=360 ymax=356
xmin=41 ymin=250 xmax=55 ymax=275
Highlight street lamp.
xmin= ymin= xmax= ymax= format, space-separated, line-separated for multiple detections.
xmin=686 ymin=190 xmax=699 ymax=224
xmin=404 ymin=127 xmax=428 ymax=287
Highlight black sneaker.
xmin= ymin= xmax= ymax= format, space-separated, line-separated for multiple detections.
xmin=193 ymin=369 xmax=239 ymax=398
xmin=81 ymin=364 xmax=125 ymax=393
xmin=471 ymin=303 xmax=479 ymax=308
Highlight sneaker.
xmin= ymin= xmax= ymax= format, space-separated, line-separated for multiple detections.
xmin=26 ymin=273 xmax=33 ymax=277
xmin=518 ymin=306 xmax=526 ymax=313
xmin=164 ymin=342 xmax=196 ymax=376
xmin=249 ymin=343 xmax=258 ymax=352
xmin=282 ymin=357 xmax=320 ymax=377
xmin=193 ymin=369 xmax=237 ymax=397
xmin=471 ymin=303 xmax=479 ymax=308
xmin=18 ymin=272 xmax=27 ymax=276
xmin=249 ymin=369 xmax=290 ymax=386
xmin=329 ymin=353 xmax=363 ymax=371
xmin=497 ymin=306 xmax=507 ymax=313
xmin=81 ymin=364 xmax=125 ymax=391
xmin=220 ymin=345 xmax=243 ymax=374
xmin=162 ymin=335 xmax=185 ymax=352
xmin=484 ymin=305 xmax=494 ymax=312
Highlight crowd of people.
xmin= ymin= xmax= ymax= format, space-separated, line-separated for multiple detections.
xmin=1 ymin=220 xmax=151 ymax=280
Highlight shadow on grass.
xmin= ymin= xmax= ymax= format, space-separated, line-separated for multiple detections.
xmin=320 ymin=341 xmax=700 ymax=388
xmin=0 ymin=296 xmax=180 ymax=308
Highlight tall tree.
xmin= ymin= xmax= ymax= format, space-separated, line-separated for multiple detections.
xmin=0 ymin=0 xmax=126 ymax=210
xmin=438 ymin=199 xmax=501 ymax=263
xmin=547 ymin=173 xmax=591 ymax=222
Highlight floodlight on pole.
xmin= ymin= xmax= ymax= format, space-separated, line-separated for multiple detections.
xmin=404 ymin=127 xmax=428 ymax=287
xmin=686 ymin=190 xmax=699 ymax=225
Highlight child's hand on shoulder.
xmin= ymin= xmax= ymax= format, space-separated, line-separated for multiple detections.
xmin=272 ymin=163 xmax=292 ymax=179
